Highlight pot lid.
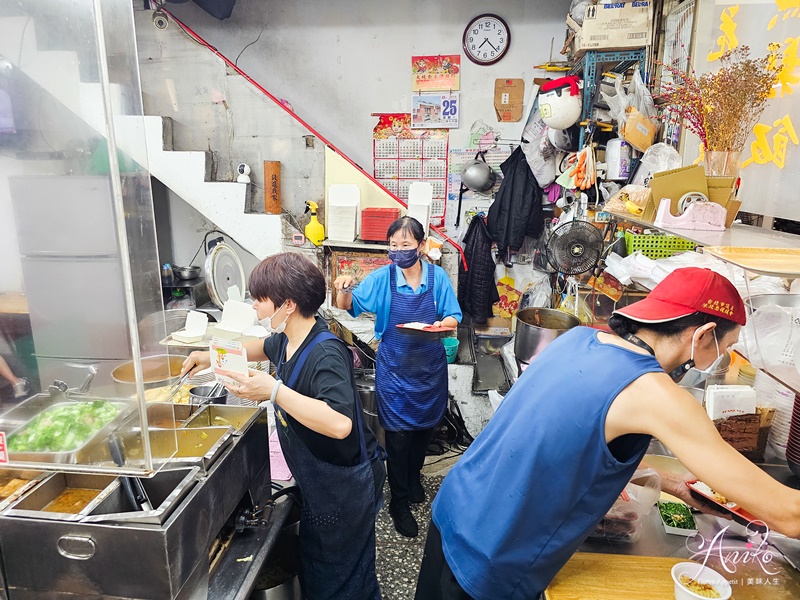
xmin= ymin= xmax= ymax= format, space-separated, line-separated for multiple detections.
xmin=204 ymin=242 xmax=246 ymax=308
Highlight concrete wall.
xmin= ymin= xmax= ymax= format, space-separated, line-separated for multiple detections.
xmin=164 ymin=0 xmax=571 ymax=169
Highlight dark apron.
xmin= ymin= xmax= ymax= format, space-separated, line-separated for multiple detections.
xmin=276 ymin=331 xmax=384 ymax=600
xmin=376 ymin=265 xmax=448 ymax=431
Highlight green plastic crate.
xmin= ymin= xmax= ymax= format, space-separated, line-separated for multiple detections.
xmin=624 ymin=231 xmax=696 ymax=259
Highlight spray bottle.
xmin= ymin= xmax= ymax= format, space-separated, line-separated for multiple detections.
xmin=304 ymin=201 xmax=325 ymax=246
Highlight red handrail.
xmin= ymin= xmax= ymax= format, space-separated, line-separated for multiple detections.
xmin=159 ymin=8 xmax=468 ymax=270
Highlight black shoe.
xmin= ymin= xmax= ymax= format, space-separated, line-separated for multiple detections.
xmin=410 ymin=481 xmax=425 ymax=504
xmin=389 ymin=503 xmax=418 ymax=537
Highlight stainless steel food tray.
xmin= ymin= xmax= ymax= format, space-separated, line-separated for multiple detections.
xmin=82 ymin=466 xmax=200 ymax=525
xmin=4 ymin=472 xmax=119 ymax=521
xmin=151 ymin=427 xmax=233 ymax=473
xmin=5 ymin=401 xmax=135 ymax=465
xmin=0 ymin=470 xmax=48 ymax=511
xmin=181 ymin=404 xmax=262 ymax=435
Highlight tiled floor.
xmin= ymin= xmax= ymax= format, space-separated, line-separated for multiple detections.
xmin=375 ymin=474 xmax=443 ymax=600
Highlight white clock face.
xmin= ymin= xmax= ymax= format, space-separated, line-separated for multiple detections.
xmin=464 ymin=15 xmax=510 ymax=65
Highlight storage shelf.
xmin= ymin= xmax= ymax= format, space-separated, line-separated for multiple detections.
xmin=606 ymin=209 xmax=800 ymax=251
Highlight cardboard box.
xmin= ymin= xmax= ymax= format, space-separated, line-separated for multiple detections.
xmin=567 ymin=2 xmax=653 ymax=57
xmin=494 ymin=79 xmax=524 ymax=122
xmin=639 ymin=167 xmax=741 ymax=228
xmin=620 ymin=107 xmax=657 ymax=152
xmin=644 ymin=165 xmax=708 ymax=222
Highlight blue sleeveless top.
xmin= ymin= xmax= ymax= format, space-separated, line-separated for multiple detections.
xmin=431 ymin=327 xmax=663 ymax=599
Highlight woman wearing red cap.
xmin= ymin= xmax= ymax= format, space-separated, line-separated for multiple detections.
xmin=416 ymin=267 xmax=800 ymax=600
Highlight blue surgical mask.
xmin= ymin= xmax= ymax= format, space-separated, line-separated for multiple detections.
xmin=388 ymin=248 xmax=419 ymax=269
xmin=259 ymin=301 xmax=289 ymax=335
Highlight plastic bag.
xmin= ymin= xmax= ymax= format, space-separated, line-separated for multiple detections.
xmin=630 ymin=143 xmax=682 ymax=186
xmin=735 ymin=306 xmax=800 ymax=388
xmin=601 ymin=75 xmax=629 ymax=125
xmin=569 ymin=0 xmax=590 ymax=25
xmin=602 ymin=184 xmax=650 ymax=215
xmin=558 ymin=292 xmax=593 ymax=325
xmin=630 ymin=70 xmax=656 ymax=120
xmin=521 ymin=132 xmax=557 ymax=188
xmin=588 ymin=468 xmax=661 ymax=544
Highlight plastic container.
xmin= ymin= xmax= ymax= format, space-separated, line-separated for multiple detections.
xmin=658 ymin=501 xmax=698 ymax=537
xmin=671 ymin=562 xmax=732 ymax=600
xmin=605 ymin=137 xmax=632 ymax=181
xmin=361 ymin=207 xmax=400 ymax=241
xmin=442 ymin=338 xmax=459 ymax=364
xmin=624 ymin=231 xmax=696 ymax=259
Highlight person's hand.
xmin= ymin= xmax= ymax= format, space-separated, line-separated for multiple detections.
xmin=181 ymin=351 xmax=211 ymax=378
xmin=668 ymin=472 xmax=733 ymax=520
xmin=225 ymin=369 xmax=275 ymax=402
xmin=334 ymin=275 xmax=354 ymax=293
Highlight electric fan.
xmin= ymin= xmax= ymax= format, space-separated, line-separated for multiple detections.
xmin=545 ymin=220 xmax=604 ymax=275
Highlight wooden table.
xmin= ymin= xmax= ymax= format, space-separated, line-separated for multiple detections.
xmin=545 ymin=553 xmax=683 ymax=600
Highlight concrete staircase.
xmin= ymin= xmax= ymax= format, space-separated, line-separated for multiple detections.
xmin=0 ymin=15 xmax=283 ymax=260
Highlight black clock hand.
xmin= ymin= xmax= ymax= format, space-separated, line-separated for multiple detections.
xmin=487 ymin=40 xmax=498 ymax=52
xmin=479 ymin=38 xmax=489 ymax=49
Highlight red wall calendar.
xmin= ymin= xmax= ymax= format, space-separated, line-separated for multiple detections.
xmin=372 ymin=113 xmax=449 ymax=227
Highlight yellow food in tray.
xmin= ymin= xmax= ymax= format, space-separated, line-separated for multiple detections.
xmin=141 ymin=384 xmax=194 ymax=404
xmin=0 ymin=478 xmax=29 ymax=500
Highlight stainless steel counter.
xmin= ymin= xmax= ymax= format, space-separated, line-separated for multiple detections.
xmin=577 ymin=462 xmax=800 ymax=598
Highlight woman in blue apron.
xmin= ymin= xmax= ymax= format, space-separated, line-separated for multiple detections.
xmin=182 ymin=253 xmax=385 ymax=599
xmin=335 ymin=217 xmax=462 ymax=538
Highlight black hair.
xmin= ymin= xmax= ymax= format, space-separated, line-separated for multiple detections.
xmin=386 ymin=216 xmax=425 ymax=243
xmin=249 ymin=252 xmax=326 ymax=318
xmin=608 ymin=311 xmax=739 ymax=340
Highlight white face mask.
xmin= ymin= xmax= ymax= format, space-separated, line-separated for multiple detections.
xmin=677 ymin=328 xmax=722 ymax=387
xmin=259 ymin=301 xmax=289 ymax=335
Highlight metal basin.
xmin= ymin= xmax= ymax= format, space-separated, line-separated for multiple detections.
xmin=110 ymin=354 xmax=184 ymax=396
xmin=746 ymin=293 xmax=800 ymax=313
xmin=514 ymin=308 xmax=580 ymax=365
xmin=146 ymin=402 xmax=194 ymax=429
xmin=150 ymin=427 xmax=233 ymax=473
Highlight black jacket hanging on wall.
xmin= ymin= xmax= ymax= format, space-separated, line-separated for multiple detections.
xmin=487 ymin=146 xmax=544 ymax=260
xmin=458 ymin=216 xmax=498 ymax=324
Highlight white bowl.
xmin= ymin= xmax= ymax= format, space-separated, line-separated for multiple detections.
xmin=672 ymin=562 xmax=732 ymax=600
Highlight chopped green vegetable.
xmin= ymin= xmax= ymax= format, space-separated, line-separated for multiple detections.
xmin=659 ymin=501 xmax=697 ymax=530
xmin=8 ymin=401 xmax=119 ymax=453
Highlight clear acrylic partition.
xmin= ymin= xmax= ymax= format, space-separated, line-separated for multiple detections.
xmin=0 ymin=0 xmax=177 ymax=474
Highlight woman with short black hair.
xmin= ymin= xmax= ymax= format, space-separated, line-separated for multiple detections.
xmin=183 ymin=252 xmax=384 ymax=600
xmin=335 ymin=216 xmax=462 ymax=538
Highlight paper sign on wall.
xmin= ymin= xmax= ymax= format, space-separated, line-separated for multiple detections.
xmin=494 ymin=78 xmax=524 ymax=122
xmin=412 ymin=55 xmax=460 ymax=91
xmin=0 ymin=432 xmax=7 ymax=464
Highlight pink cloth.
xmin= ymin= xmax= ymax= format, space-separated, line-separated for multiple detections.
xmin=269 ymin=429 xmax=293 ymax=481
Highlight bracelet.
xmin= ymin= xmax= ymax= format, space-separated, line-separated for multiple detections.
xmin=270 ymin=379 xmax=283 ymax=404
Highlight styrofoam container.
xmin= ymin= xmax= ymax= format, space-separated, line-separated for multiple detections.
xmin=671 ymin=562 xmax=732 ymax=600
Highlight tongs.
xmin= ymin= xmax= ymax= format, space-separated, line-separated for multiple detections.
xmin=164 ymin=373 xmax=189 ymax=402
xmin=109 ymin=434 xmax=153 ymax=511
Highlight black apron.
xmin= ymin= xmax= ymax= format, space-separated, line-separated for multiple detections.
xmin=276 ymin=331 xmax=384 ymax=600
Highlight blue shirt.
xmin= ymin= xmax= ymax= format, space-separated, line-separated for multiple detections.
xmin=349 ymin=262 xmax=462 ymax=340
xmin=432 ymin=327 xmax=663 ymax=599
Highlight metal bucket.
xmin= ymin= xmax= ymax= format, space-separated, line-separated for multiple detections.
xmin=746 ymin=293 xmax=800 ymax=314
xmin=514 ymin=308 xmax=580 ymax=366
xmin=110 ymin=354 xmax=184 ymax=397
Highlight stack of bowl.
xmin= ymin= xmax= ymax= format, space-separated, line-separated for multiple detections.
xmin=785 ymin=396 xmax=800 ymax=477
xmin=758 ymin=370 xmax=795 ymax=460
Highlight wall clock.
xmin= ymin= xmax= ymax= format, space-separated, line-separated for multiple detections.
xmin=462 ymin=14 xmax=510 ymax=66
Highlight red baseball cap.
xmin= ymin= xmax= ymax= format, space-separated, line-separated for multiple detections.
xmin=613 ymin=267 xmax=746 ymax=326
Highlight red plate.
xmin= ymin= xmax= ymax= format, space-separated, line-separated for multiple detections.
xmin=687 ymin=481 xmax=767 ymax=533
xmin=395 ymin=323 xmax=457 ymax=338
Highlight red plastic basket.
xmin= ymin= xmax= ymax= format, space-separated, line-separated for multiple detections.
xmin=361 ymin=207 xmax=400 ymax=241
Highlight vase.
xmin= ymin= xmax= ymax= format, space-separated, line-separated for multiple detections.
xmin=704 ymin=150 xmax=742 ymax=178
